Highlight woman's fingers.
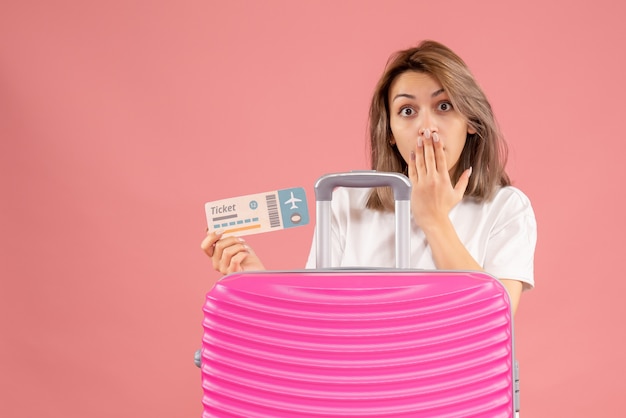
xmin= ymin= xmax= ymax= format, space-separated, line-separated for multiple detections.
xmin=432 ymin=132 xmax=448 ymax=174
xmin=414 ymin=132 xmax=445 ymax=178
xmin=201 ymin=230 xmax=266 ymax=275
xmin=414 ymin=135 xmax=427 ymax=179
xmin=413 ymin=132 xmax=449 ymax=179
xmin=422 ymin=133 xmax=437 ymax=174
xmin=226 ymin=251 xmax=249 ymax=274
xmin=454 ymin=167 xmax=472 ymax=199
xmin=408 ymin=148 xmax=417 ymax=183
xmin=213 ymin=236 xmax=248 ymax=273
xmin=200 ymin=229 xmax=224 ymax=257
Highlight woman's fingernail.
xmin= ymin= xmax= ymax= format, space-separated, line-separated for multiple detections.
xmin=424 ymin=129 xmax=431 ymax=139
xmin=433 ymin=132 xmax=439 ymax=142
xmin=468 ymin=166 xmax=473 ymax=177
xmin=214 ymin=228 xmax=225 ymax=236
xmin=417 ymin=136 xmax=423 ymax=147
xmin=410 ymin=150 xmax=416 ymax=161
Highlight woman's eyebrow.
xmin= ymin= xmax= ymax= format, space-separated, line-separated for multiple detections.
xmin=391 ymin=93 xmax=415 ymax=102
xmin=392 ymin=89 xmax=446 ymax=102
xmin=432 ymin=88 xmax=445 ymax=97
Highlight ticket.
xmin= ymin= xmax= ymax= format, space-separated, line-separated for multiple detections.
xmin=205 ymin=187 xmax=310 ymax=237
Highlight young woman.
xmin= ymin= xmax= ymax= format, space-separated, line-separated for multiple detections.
xmin=201 ymin=40 xmax=536 ymax=314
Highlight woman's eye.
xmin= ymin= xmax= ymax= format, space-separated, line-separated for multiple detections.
xmin=438 ymin=102 xmax=453 ymax=112
xmin=399 ymin=107 xmax=415 ymax=116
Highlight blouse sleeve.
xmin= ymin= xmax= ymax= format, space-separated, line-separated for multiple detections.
xmin=483 ymin=188 xmax=537 ymax=289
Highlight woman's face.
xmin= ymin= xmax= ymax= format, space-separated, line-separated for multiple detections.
xmin=388 ymin=71 xmax=475 ymax=173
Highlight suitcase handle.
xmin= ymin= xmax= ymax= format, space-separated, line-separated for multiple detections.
xmin=314 ymin=171 xmax=412 ymax=269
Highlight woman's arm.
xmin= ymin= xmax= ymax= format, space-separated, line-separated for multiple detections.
xmin=419 ymin=216 xmax=523 ymax=314
xmin=409 ymin=133 xmax=525 ymax=315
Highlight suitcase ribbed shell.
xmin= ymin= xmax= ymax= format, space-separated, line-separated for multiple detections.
xmin=201 ymin=271 xmax=513 ymax=417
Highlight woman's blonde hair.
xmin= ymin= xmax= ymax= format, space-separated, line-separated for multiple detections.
xmin=367 ymin=40 xmax=510 ymax=210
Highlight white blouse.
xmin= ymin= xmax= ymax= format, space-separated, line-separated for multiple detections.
xmin=305 ymin=186 xmax=537 ymax=289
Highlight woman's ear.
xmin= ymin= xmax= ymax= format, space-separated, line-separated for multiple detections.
xmin=467 ymin=124 xmax=477 ymax=135
xmin=389 ymin=136 xmax=396 ymax=145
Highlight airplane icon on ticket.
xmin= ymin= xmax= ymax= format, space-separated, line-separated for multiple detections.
xmin=284 ymin=191 xmax=302 ymax=209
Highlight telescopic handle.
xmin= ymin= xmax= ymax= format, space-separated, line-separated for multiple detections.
xmin=314 ymin=171 xmax=412 ymax=269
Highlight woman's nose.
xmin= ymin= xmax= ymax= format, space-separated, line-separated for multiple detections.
xmin=418 ymin=112 xmax=437 ymax=138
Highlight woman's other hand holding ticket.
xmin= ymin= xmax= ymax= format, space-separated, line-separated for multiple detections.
xmin=201 ymin=230 xmax=265 ymax=275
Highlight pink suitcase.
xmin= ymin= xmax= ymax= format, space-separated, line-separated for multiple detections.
xmin=200 ymin=172 xmax=519 ymax=417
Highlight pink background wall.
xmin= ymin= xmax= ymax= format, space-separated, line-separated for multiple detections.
xmin=2 ymin=1 xmax=625 ymax=416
